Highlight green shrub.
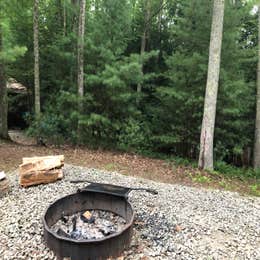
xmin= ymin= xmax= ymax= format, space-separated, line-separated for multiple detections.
xmin=250 ymin=184 xmax=260 ymax=196
xmin=27 ymin=114 xmax=67 ymax=145
xmin=117 ymin=118 xmax=151 ymax=152
xmin=192 ymin=173 xmax=212 ymax=184
xmin=215 ymin=161 xmax=260 ymax=179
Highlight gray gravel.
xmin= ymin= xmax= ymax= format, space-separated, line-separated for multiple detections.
xmin=0 ymin=164 xmax=260 ymax=260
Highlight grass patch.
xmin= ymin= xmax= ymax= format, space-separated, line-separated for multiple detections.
xmin=191 ymin=172 xmax=212 ymax=184
xmin=249 ymin=183 xmax=260 ymax=196
xmin=104 ymin=163 xmax=117 ymax=171
xmin=218 ymin=179 xmax=234 ymax=190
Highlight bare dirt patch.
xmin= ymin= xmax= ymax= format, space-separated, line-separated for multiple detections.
xmin=0 ymin=139 xmax=257 ymax=196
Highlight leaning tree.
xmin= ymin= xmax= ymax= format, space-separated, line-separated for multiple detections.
xmin=198 ymin=0 xmax=225 ymax=170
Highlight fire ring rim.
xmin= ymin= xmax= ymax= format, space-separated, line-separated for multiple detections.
xmin=42 ymin=191 xmax=135 ymax=244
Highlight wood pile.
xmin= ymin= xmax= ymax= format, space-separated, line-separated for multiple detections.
xmin=0 ymin=171 xmax=10 ymax=198
xmin=19 ymin=155 xmax=64 ymax=187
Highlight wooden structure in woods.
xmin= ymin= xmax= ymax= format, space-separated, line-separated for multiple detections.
xmin=6 ymin=78 xmax=29 ymax=130
xmin=19 ymin=155 xmax=64 ymax=187
xmin=7 ymin=78 xmax=27 ymax=94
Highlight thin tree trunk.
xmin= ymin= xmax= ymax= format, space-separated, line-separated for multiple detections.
xmin=198 ymin=0 xmax=225 ymax=170
xmin=157 ymin=0 xmax=163 ymax=63
xmin=63 ymin=0 xmax=66 ymax=36
xmin=77 ymin=0 xmax=86 ymax=98
xmin=0 ymin=24 xmax=8 ymax=139
xmin=137 ymin=0 xmax=151 ymax=94
xmin=33 ymin=0 xmax=40 ymax=117
xmin=72 ymin=0 xmax=79 ymax=33
xmin=136 ymin=33 xmax=146 ymax=93
xmin=254 ymin=5 xmax=260 ymax=169
xmin=57 ymin=0 xmax=63 ymax=30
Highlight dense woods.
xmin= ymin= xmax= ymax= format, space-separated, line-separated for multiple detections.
xmin=0 ymin=0 xmax=260 ymax=170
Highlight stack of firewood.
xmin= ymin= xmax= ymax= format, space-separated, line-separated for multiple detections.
xmin=19 ymin=155 xmax=64 ymax=187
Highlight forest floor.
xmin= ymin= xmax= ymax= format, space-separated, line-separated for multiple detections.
xmin=0 ymin=137 xmax=259 ymax=197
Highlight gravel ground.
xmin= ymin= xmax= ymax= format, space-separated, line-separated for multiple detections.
xmin=0 ymin=164 xmax=260 ymax=260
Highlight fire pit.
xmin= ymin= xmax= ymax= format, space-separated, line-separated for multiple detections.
xmin=43 ymin=182 xmax=157 ymax=260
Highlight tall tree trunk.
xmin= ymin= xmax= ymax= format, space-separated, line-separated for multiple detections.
xmin=0 ymin=24 xmax=8 ymax=139
xmin=72 ymin=0 xmax=79 ymax=33
xmin=63 ymin=0 xmax=66 ymax=36
xmin=33 ymin=0 xmax=40 ymax=117
xmin=157 ymin=0 xmax=163 ymax=63
xmin=77 ymin=0 xmax=86 ymax=132
xmin=57 ymin=0 xmax=63 ymax=30
xmin=254 ymin=5 xmax=260 ymax=169
xmin=198 ymin=0 xmax=225 ymax=170
xmin=137 ymin=0 xmax=151 ymax=95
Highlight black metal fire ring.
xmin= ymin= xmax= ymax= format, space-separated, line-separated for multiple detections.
xmin=43 ymin=189 xmax=135 ymax=260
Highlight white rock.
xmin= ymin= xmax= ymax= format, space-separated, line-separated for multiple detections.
xmin=0 ymin=171 xmax=6 ymax=181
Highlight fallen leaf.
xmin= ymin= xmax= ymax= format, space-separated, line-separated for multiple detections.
xmin=140 ymin=257 xmax=149 ymax=260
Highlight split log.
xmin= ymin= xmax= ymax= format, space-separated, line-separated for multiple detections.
xmin=20 ymin=157 xmax=63 ymax=174
xmin=19 ymin=168 xmax=63 ymax=187
xmin=19 ymin=155 xmax=64 ymax=187
xmin=22 ymin=155 xmax=64 ymax=165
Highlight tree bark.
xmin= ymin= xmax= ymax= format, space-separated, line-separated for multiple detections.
xmin=198 ymin=0 xmax=225 ymax=170
xmin=254 ymin=5 xmax=260 ymax=169
xmin=63 ymin=0 xmax=66 ymax=36
xmin=0 ymin=23 xmax=8 ymax=139
xmin=77 ymin=0 xmax=86 ymax=99
xmin=33 ymin=0 xmax=41 ymax=117
xmin=137 ymin=0 xmax=151 ymax=94
xmin=157 ymin=0 xmax=163 ymax=63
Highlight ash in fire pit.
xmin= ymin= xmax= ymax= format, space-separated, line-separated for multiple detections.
xmin=51 ymin=210 xmax=126 ymax=240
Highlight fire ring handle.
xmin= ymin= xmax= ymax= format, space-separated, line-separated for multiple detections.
xmin=128 ymin=187 xmax=158 ymax=195
xmin=69 ymin=180 xmax=158 ymax=198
